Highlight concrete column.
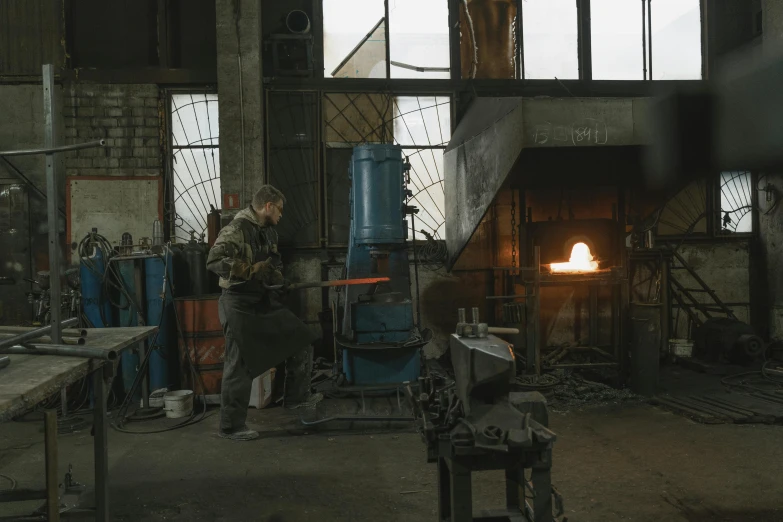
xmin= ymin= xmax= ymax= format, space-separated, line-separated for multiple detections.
xmin=759 ymin=0 xmax=783 ymax=339
xmin=764 ymin=0 xmax=783 ymax=51
xmin=216 ymin=0 xmax=264 ymax=217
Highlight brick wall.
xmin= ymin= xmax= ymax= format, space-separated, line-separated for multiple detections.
xmin=63 ymin=84 xmax=162 ymax=177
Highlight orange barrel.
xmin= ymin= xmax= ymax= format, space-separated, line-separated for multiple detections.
xmin=175 ymin=294 xmax=225 ymax=395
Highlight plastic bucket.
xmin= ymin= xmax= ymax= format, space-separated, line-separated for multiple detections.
xmin=163 ymin=390 xmax=194 ymax=419
xmin=669 ymin=339 xmax=694 ymax=358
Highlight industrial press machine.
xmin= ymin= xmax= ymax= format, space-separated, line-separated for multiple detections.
xmin=337 ymin=144 xmax=428 ymax=386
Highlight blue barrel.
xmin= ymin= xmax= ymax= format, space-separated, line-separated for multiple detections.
xmin=118 ymin=260 xmax=141 ymax=401
xmin=351 ymin=145 xmax=406 ymax=245
xmin=145 ymin=249 xmax=174 ymax=391
xmin=79 ymin=245 xmax=111 ymax=328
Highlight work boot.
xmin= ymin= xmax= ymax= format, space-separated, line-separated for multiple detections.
xmin=218 ymin=425 xmax=260 ymax=441
xmin=284 ymin=392 xmax=324 ymax=410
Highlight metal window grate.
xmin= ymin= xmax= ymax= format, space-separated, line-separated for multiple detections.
xmin=167 ymin=93 xmax=220 ymax=244
xmin=719 ymin=171 xmax=753 ymax=233
xmin=323 ymin=93 xmax=450 ymax=244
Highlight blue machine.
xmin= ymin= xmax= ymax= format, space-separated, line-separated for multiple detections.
xmin=339 ymin=144 xmax=425 ymax=385
xmin=145 ymin=248 xmax=174 ymax=391
xmin=118 ymin=260 xmax=141 ymax=401
xmin=80 ymin=245 xmax=111 ymax=328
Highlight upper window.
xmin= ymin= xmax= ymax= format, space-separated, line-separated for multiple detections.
xmin=591 ymin=0 xmax=644 ymax=80
xmin=650 ymin=0 xmax=702 ymax=80
xmin=591 ymin=0 xmax=702 ymax=80
xmin=324 ymin=0 xmax=387 ymax=78
xmin=389 ymin=0 xmax=450 ymax=79
xmin=522 ymin=0 xmax=579 ymax=79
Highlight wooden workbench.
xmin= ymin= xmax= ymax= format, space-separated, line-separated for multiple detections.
xmin=0 ymin=326 xmax=158 ymax=522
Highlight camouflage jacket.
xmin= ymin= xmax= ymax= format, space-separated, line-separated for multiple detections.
xmin=206 ymin=207 xmax=282 ymax=291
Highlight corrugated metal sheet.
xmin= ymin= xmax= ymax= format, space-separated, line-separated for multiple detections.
xmin=0 ymin=0 xmax=63 ymax=75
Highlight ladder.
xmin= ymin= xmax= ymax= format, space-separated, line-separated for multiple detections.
xmin=668 ymin=248 xmax=737 ymax=328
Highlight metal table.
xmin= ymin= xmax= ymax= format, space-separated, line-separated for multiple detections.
xmin=0 ymin=326 xmax=158 ymax=521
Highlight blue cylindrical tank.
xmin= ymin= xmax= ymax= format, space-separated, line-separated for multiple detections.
xmin=79 ymin=245 xmax=111 ymax=328
xmin=145 ymin=249 xmax=174 ymax=391
xmin=351 ymin=144 xmax=406 ymax=245
xmin=118 ymin=260 xmax=141 ymax=401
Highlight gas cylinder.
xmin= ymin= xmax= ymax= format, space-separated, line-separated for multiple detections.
xmin=79 ymin=243 xmax=111 ymax=327
xmin=207 ymin=206 xmax=222 ymax=247
xmin=145 ymin=247 xmax=174 ymax=390
xmin=183 ymin=233 xmax=209 ymax=296
xmin=118 ymin=259 xmax=141 ymax=401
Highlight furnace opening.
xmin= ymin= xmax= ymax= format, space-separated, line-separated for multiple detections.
xmin=549 ymin=242 xmax=599 ymax=273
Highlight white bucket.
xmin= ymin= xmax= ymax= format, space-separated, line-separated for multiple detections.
xmin=669 ymin=339 xmax=694 ymax=358
xmin=163 ymin=390 xmax=194 ymax=419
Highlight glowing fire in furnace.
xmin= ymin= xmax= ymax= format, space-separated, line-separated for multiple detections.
xmin=549 ymin=243 xmax=599 ymax=273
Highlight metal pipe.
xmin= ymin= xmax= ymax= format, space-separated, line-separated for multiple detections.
xmin=642 ymin=0 xmax=647 ymax=80
xmin=63 ymin=329 xmax=88 ymax=337
xmin=488 ymin=326 xmax=520 ymax=335
xmin=0 ymin=139 xmax=105 ymax=157
xmin=0 ymin=333 xmax=85 ymax=345
xmin=43 ymin=65 xmax=63 ymax=345
xmin=548 ymin=362 xmax=618 ymax=368
xmin=411 ymin=209 xmax=422 ymax=329
xmin=0 ymin=317 xmax=78 ymax=350
xmin=44 ymin=410 xmax=59 ymax=522
xmin=0 ymin=356 xmax=9 ymax=369
xmin=648 ymin=0 xmax=653 ymax=80
xmin=265 ymin=277 xmax=391 ymax=291
xmin=390 ymin=61 xmax=450 ymax=73
xmin=0 ymin=344 xmax=117 ymax=361
xmin=286 ymin=9 xmax=311 ymax=34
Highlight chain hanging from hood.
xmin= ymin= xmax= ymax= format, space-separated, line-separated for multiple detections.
xmin=510 ymin=191 xmax=517 ymax=275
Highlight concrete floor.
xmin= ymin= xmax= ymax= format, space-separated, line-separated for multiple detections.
xmin=1 ymin=402 xmax=782 ymax=522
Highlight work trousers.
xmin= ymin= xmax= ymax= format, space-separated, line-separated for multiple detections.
xmin=218 ymin=298 xmax=313 ymax=432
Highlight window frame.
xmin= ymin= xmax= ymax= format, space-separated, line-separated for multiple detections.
xmin=164 ymin=86 xmax=219 ymax=244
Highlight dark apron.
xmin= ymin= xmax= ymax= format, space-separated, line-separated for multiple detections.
xmin=218 ymin=220 xmax=318 ymax=378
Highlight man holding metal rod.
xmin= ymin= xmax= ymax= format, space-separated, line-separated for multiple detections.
xmin=206 ymin=185 xmax=322 ymax=441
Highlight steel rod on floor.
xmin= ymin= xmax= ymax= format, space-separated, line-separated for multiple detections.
xmin=299 ymin=415 xmax=414 ymax=426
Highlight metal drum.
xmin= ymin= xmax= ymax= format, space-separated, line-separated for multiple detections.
xmin=350 ymin=144 xmax=406 ymax=245
xmin=175 ymin=295 xmax=224 ymax=395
